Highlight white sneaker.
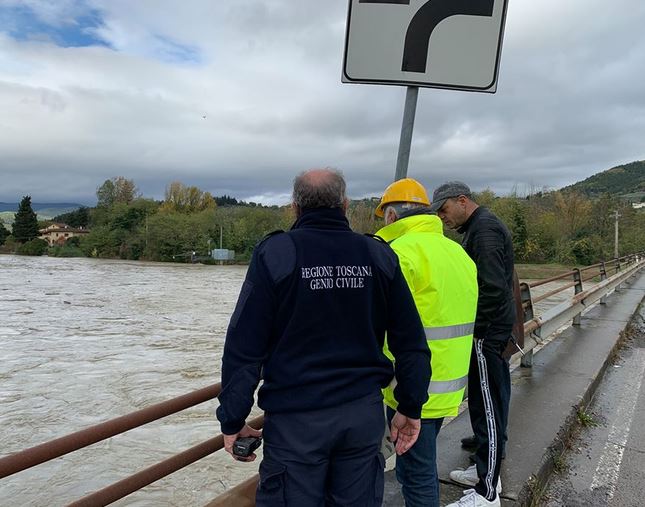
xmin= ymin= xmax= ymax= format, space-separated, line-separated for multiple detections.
xmin=449 ymin=465 xmax=502 ymax=494
xmin=445 ymin=489 xmax=501 ymax=507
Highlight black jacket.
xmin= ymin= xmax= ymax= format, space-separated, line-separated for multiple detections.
xmin=458 ymin=207 xmax=516 ymax=341
xmin=216 ymin=208 xmax=431 ymax=434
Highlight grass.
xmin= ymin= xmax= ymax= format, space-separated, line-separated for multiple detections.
xmin=576 ymin=408 xmax=599 ymax=428
xmin=527 ymin=475 xmax=546 ymax=507
xmin=552 ymin=453 xmax=568 ymax=474
xmin=515 ymin=263 xmax=574 ymax=280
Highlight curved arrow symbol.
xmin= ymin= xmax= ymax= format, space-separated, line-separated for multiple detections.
xmin=360 ymin=0 xmax=495 ymax=73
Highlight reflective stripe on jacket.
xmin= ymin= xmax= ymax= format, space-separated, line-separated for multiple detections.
xmin=377 ymin=213 xmax=478 ymax=419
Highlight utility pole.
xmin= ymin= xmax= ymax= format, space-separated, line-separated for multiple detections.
xmin=612 ymin=210 xmax=621 ymax=258
xmin=219 ymin=225 xmax=224 ymax=266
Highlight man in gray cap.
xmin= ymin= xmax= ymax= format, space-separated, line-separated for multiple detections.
xmin=431 ymin=182 xmax=515 ymax=507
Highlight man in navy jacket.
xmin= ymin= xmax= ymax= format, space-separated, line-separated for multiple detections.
xmin=217 ymin=169 xmax=431 ymax=506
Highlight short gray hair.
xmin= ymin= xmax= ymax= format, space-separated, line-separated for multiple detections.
xmin=292 ymin=168 xmax=347 ymax=209
xmin=385 ymin=202 xmax=426 ymax=219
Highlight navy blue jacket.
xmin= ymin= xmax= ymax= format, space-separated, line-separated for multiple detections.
xmin=458 ymin=207 xmax=516 ymax=341
xmin=216 ymin=208 xmax=431 ymax=434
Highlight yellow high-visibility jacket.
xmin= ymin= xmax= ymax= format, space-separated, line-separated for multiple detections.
xmin=377 ymin=213 xmax=478 ymax=419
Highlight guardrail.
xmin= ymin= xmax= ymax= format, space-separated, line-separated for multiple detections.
xmin=0 ymin=253 xmax=643 ymax=506
xmin=517 ymin=253 xmax=644 ymax=367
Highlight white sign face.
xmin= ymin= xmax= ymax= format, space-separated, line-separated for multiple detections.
xmin=342 ymin=0 xmax=509 ymax=93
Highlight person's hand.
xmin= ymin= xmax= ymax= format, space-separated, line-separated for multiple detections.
xmin=389 ymin=411 xmax=420 ymax=455
xmin=223 ymin=424 xmax=263 ymax=462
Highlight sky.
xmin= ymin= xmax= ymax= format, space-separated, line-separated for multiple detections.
xmin=0 ymin=0 xmax=644 ymax=206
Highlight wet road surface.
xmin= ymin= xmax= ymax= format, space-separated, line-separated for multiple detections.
xmin=543 ymin=300 xmax=645 ymax=507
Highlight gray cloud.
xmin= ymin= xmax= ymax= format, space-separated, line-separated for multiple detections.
xmin=1 ymin=0 xmax=644 ymax=206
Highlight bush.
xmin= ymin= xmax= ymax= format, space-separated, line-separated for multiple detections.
xmin=66 ymin=236 xmax=81 ymax=247
xmin=0 ymin=236 xmax=17 ymax=253
xmin=16 ymin=238 xmax=49 ymax=256
xmin=0 ymin=223 xmax=10 ymax=246
xmin=571 ymin=238 xmax=595 ymax=265
xmin=50 ymin=245 xmax=85 ymax=257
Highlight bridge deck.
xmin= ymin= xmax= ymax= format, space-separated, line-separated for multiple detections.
xmin=383 ymin=271 xmax=645 ymax=506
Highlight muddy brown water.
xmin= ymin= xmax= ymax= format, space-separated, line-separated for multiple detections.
xmin=0 ymin=255 xmax=575 ymax=506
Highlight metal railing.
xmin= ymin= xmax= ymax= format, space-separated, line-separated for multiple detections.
xmin=0 ymin=384 xmax=221 ymax=479
xmin=1 ymin=253 xmax=643 ymax=506
xmin=517 ymin=253 xmax=644 ymax=367
xmin=0 ymin=383 xmax=264 ymax=506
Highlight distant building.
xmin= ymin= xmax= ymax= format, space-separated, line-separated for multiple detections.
xmin=632 ymin=202 xmax=645 ymax=209
xmin=39 ymin=223 xmax=90 ymax=246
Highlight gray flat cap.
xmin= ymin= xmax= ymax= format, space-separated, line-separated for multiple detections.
xmin=429 ymin=181 xmax=472 ymax=212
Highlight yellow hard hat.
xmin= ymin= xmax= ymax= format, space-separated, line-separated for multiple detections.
xmin=375 ymin=178 xmax=430 ymax=217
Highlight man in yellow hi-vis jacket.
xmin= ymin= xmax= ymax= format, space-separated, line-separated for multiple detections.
xmin=375 ymin=178 xmax=478 ymax=507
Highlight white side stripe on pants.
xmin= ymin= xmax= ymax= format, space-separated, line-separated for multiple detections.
xmin=475 ymin=339 xmax=498 ymax=501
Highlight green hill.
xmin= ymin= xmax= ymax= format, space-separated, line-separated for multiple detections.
xmin=0 ymin=212 xmax=14 ymax=227
xmin=562 ymin=160 xmax=645 ymax=200
xmin=0 ymin=203 xmax=83 ymax=225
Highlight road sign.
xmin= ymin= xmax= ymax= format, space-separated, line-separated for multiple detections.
xmin=342 ymin=0 xmax=509 ymax=93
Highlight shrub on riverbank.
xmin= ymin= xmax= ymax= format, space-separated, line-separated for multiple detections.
xmin=50 ymin=245 xmax=85 ymax=257
xmin=16 ymin=238 xmax=48 ymax=256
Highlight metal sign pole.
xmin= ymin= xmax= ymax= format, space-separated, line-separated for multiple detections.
xmin=394 ymin=86 xmax=419 ymax=181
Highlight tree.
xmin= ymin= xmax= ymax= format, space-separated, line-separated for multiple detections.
xmin=509 ymin=200 xmax=529 ymax=262
xmin=0 ymin=222 xmax=9 ymax=246
xmin=12 ymin=196 xmax=39 ymax=243
xmin=97 ymin=177 xmax=139 ymax=207
xmin=554 ymin=191 xmax=592 ymax=239
xmin=54 ymin=206 xmax=91 ymax=228
xmin=570 ymin=238 xmax=595 ymax=265
xmin=160 ymin=181 xmax=216 ymax=213
xmin=473 ymin=189 xmax=496 ymax=208
xmin=113 ymin=176 xmax=139 ymax=204
xmin=96 ymin=179 xmax=116 ymax=208
xmin=347 ymin=200 xmax=379 ymax=234
xmin=215 ymin=195 xmax=239 ymax=206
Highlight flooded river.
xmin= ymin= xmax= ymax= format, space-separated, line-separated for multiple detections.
xmin=0 ymin=254 xmax=262 ymax=506
xmin=0 ymin=255 xmax=581 ymax=506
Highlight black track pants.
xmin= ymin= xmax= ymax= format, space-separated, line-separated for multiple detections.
xmin=468 ymin=338 xmax=511 ymax=501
